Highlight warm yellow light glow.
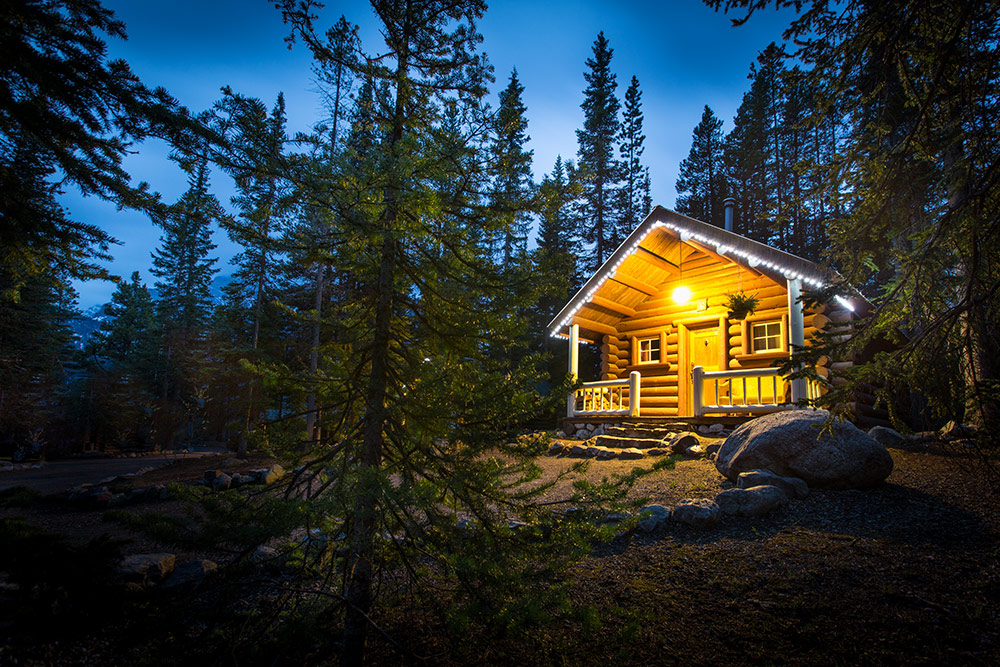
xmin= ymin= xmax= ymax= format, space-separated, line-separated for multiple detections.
xmin=672 ymin=286 xmax=692 ymax=305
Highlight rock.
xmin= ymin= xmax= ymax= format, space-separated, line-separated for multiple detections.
xmin=868 ymin=426 xmax=906 ymax=447
xmin=618 ymin=447 xmax=644 ymax=460
xmin=555 ymin=430 xmax=566 ymax=438
xmin=685 ymin=444 xmax=707 ymax=458
xmin=595 ymin=447 xmax=618 ymax=460
xmin=715 ymin=410 xmax=894 ymax=490
xmin=120 ymin=553 xmax=176 ymax=584
xmin=547 ymin=443 xmax=565 ymax=456
xmin=715 ymin=485 xmax=788 ymax=517
xmin=598 ymin=513 xmax=629 ymax=524
xmin=671 ymin=499 xmax=721 ymax=528
xmin=584 ymin=447 xmax=602 ymax=458
xmin=737 ymin=469 xmax=808 ymax=499
xmin=636 ymin=504 xmax=671 ymax=532
xmin=668 ymin=433 xmax=700 ymax=455
xmin=592 ymin=424 xmax=606 ymax=436
xmin=251 ymin=545 xmax=277 ymax=562
xmin=212 ymin=472 xmax=233 ymax=491
xmin=263 ymin=464 xmax=286 ymax=484
xmin=221 ymin=457 xmax=249 ymax=469
xmin=163 ymin=559 xmax=217 ymax=589
xmin=647 ymin=448 xmax=669 ymax=457
xmin=593 ymin=435 xmax=666 ymax=450
xmin=568 ymin=444 xmax=588 ymax=457
xmin=709 ymin=423 xmax=725 ymax=433
xmin=698 ymin=425 xmax=711 ymax=435
xmin=939 ymin=420 xmax=975 ymax=441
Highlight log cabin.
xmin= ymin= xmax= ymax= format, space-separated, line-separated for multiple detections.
xmin=549 ymin=203 xmax=884 ymax=428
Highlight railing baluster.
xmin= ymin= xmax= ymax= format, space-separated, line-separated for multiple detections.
xmin=772 ymin=376 xmax=778 ymax=405
xmin=714 ymin=380 xmax=719 ymax=406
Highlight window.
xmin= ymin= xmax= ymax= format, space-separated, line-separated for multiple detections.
xmin=751 ymin=321 xmax=783 ymax=353
xmin=638 ymin=337 xmax=661 ymax=363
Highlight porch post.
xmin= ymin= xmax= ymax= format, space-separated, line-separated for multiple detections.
xmin=786 ymin=277 xmax=806 ymax=403
xmin=566 ymin=323 xmax=579 ymax=418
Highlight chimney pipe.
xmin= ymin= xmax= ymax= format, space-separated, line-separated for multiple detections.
xmin=723 ymin=197 xmax=735 ymax=232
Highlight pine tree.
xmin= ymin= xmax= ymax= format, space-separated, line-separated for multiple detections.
xmin=276 ymin=2 xmax=583 ymax=662
xmin=576 ymin=31 xmax=621 ymax=271
xmin=149 ymin=142 xmax=222 ymax=448
xmin=0 ymin=0 xmax=202 ymax=296
xmin=489 ymin=69 xmax=536 ymax=266
xmin=724 ymin=44 xmax=786 ymax=245
xmin=214 ymin=91 xmax=294 ymax=457
xmin=618 ymin=75 xmax=650 ymax=236
xmin=676 ymin=105 xmax=727 ymax=227
xmin=88 ymin=271 xmax=155 ymax=367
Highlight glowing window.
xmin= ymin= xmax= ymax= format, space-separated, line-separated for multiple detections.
xmin=638 ymin=337 xmax=661 ymax=363
xmin=751 ymin=321 xmax=783 ymax=353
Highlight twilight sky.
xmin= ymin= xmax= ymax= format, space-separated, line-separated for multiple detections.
xmin=67 ymin=0 xmax=796 ymax=308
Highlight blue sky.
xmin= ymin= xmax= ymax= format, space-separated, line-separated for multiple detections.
xmin=67 ymin=0 xmax=796 ymax=308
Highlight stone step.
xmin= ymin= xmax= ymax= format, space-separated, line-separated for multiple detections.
xmin=627 ymin=421 xmax=697 ymax=432
xmin=606 ymin=426 xmax=686 ymax=440
xmin=592 ymin=434 xmax=668 ymax=450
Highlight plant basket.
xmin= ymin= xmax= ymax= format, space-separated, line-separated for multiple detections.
xmin=726 ymin=291 xmax=760 ymax=320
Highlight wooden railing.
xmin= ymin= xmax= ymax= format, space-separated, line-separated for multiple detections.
xmin=692 ymin=366 xmax=825 ymax=417
xmin=570 ymin=371 xmax=641 ymax=418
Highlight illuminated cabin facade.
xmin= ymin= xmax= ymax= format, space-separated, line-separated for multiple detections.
xmin=549 ymin=205 xmax=870 ymax=423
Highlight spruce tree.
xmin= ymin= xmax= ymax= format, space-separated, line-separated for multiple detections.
xmin=618 ymin=75 xmax=651 ymax=236
xmin=676 ymin=105 xmax=727 ymax=227
xmin=88 ymin=271 xmax=155 ymax=368
xmin=149 ymin=143 xmax=222 ymax=448
xmin=489 ymin=69 xmax=536 ymax=266
xmin=576 ymin=31 xmax=621 ymax=271
xmin=0 ymin=0 xmax=202 ymax=295
xmin=276 ymin=2 xmax=586 ymax=662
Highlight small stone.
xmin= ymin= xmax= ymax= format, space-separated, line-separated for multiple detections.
xmin=868 ymin=425 xmax=906 ymax=447
xmin=163 ymin=559 xmax=217 ymax=589
xmin=584 ymin=447 xmax=602 ymax=458
xmin=709 ymin=423 xmax=725 ymax=433
xmin=547 ymin=443 xmax=565 ymax=456
xmin=555 ymin=431 xmax=567 ymax=438
xmin=263 ymin=464 xmax=286 ymax=484
xmin=715 ymin=485 xmax=788 ymax=517
xmin=568 ymin=444 xmax=588 ymax=457
xmin=598 ymin=513 xmax=629 ymax=524
xmin=212 ymin=473 xmax=232 ymax=491
xmin=668 ymin=433 xmax=699 ymax=455
xmin=120 ymin=553 xmax=176 ymax=584
xmin=685 ymin=444 xmax=707 ymax=458
xmin=705 ymin=442 xmax=722 ymax=455
xmin=938 ymin=420 xmax=975 ymax=441
xmin=672 ymin=499 xmax=721 ymax=528
xmin=647 ymin=448 xmax=668 ymax=457
xmin=595 ymin=447 xmax=617 ymax=460
xmin=737 ymin=469 xmax=809 ymax=499
xmin=619 ymin=447 xmax=644 ymax=460
xmin=637 ymin=504 xmax=671 ymax=532
xmin=698 ymin=425 xmax=711 ymax=435
xmin=250 ymin=545 xmax=278 ymax=564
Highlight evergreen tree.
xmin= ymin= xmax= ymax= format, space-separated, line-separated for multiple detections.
xmin=724 ymin=43 xmax=786 ymax=245
xmin=617 ymin=75 xmax=651 ymax=235
xmin=576 ymin=31 xmax=621 ymax=271
xmin=710 ymin=0 xmax=1000 ymax=437
xmin=214 ymin=91 xmax=293 ymax=456
xmin=489 ymin=69 xmax=535 ymax=266
xmin=149 ymin=141 xmax=222 ymax=448
xmin=88 ymin=271 xmax=155 ymax=367
xmin=277 ymin=2 xmax=581 ymax=662
xmin=676 ymin=105 xmax=727 ymax=227
xmin=0 ymin=0 xmax=201 ymax=296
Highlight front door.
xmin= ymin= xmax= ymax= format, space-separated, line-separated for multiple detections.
xmin=686 ymin=323 xmax=723 ymax=415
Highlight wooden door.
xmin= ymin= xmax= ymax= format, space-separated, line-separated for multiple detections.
xmin=686 ymin=324 xmax=723 ymax=415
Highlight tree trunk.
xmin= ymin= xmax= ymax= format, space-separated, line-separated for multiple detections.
xmin=304 ymin=264 xmax=325 ymax=450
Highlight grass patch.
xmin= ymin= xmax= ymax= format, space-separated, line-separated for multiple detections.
xmin=0 ymin=485 xmax=42 ymax=507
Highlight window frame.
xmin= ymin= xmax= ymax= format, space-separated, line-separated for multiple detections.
xmin=739 ymin=313 xmax=789 ymax=357
xmin=637 ymin=336 xmax=661 ymax=364
xmin=750 ymin=320 xmax=783 ymax=353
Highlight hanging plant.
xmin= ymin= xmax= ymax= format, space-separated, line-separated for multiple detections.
xmin=725 ymin=291 xmax=760 ymax=320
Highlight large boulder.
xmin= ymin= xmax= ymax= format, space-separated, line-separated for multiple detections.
xmin=716 ymin=410 xmax=893 ymax=490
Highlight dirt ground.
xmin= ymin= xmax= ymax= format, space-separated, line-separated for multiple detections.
xmin=2 ymin=441 xmax=998 ymax=665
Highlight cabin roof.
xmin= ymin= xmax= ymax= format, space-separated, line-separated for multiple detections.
xmin=548 ymin=206 xmax=850 ymax=340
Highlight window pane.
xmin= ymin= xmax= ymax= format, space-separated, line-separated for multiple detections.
xmin=638 ymin=337 xmax=660 ymax=363
xmin=751 ymin=321 xmax=781 ymax=352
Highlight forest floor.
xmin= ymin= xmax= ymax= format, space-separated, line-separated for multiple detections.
xmin=1 ymin=440 xmax=998 ymax=665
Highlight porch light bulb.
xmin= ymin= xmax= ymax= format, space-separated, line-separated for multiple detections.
xmin=672 ymin=285 xmax=692 ymax=304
